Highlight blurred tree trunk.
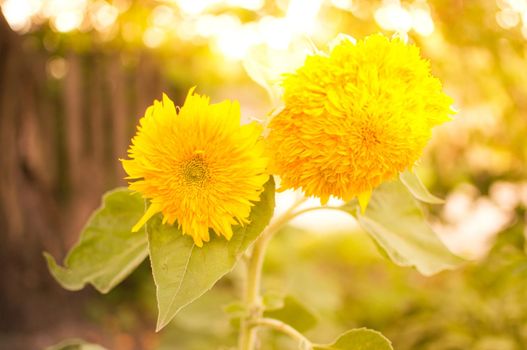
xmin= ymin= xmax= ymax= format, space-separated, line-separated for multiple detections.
xmin=0 ymin=12 xmax=168 ymax=343
xmin=0 ymin=12 xmax=65 ymax=331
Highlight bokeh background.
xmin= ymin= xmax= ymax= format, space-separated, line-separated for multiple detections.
xmin=1 ymin=0 xmax=527 ymax=349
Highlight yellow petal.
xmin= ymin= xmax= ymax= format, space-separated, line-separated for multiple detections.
xmin=357 ymin=191 xmax=372 ymax=214
xmin=162 ymin=93 xmax=177 ymax=116
xmin=192 ymin=236 xmax=203 ymax=247
xmin=132 ymin=203 xmax=161 ymax=232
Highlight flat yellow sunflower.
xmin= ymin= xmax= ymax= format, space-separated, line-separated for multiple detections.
xmin=267 ymin=34 xmax=454 ymax=209
xmin=122 ymin=89 xmax=269 ymax=247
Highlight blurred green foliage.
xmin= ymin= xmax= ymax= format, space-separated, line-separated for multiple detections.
xmin=82 ymin=217 xmax=525 ymax=349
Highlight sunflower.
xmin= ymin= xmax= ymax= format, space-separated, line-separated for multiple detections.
xmin=267 ymin=34 xmax=454 ymax=209
xmin=122 ymin=89 xmax=269 ymax=247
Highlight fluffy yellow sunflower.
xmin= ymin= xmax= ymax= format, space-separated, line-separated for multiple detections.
xmin=122 ymin=89 xmax=269 ymax=247
xmin=267 ymin=34 xmax=454 ymax=209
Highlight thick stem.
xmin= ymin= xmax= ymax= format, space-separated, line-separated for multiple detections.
xmin=238 ymin=196 xmax=308 ymax=350
xmin=238 ymin=237 xmax=265 ymax=350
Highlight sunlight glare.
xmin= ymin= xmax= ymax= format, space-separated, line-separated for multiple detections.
xmin=374 ymin=1 xmax=413 ymax=33
xmin=286 ymin=0 xmax=323 ymax=35
xmin=331 ymin=0 xmax=354 ymax=11
xmin=175 ymin=0 xmax=219 ymax=15
xmin=195 ymin=15 xmax=219 ymax=37
xmin=91 ymin=1 xmax=119 ymax=32
xmin=496 ymin=0 xmax=527 ymax=37
xmin=496 ymin=9 xmax=521 ymax=28
xmin=143 ymin=27 xmax=166 ymax=48
xmin=226 ymin=0 xmax=264 ymax=11
xmin=411 ymin=8 xmax=434 ymax=36
xmin=275 ymin=190 xmax=358 ymax=233
xmin=44 ymin=0 xmax=87 ymax=32
xmin=258 ymin=16 xmax=292 ymax=50
xmin=504 ymin=0 xmax=527 ymax=12
xmin=1 ymin=0 xmax=41 ymax=32
xmin=53 ymin=11 xmax=84 ymax=32
xmin=151 ymin=5 xmax=175 ymax=27
xmin=215 ymin=19 xmax=256 ymax=60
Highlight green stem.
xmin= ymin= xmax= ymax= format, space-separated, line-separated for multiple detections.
xmin=238 ymin=238 xmax=265 ymax=350
xmin=251 ymin=318 xmax=313 ymax=349
xmin=291 ymin=205 xmax=343 ymax=218
xmin=239 ymin=196 xmax=308 ymax=350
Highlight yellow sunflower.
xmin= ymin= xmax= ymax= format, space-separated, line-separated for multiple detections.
xmin=267 ymin=34 xmax=454 ymax=209
xmin=122 ymin=89 xmax=269 ymax=247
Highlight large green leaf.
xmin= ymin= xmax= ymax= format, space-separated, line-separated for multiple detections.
xmin=341 ymin=180 xmax=463 ymax=276
xmin=148 ymin=177 xmax=275 ymax=331
xmin=399 ymin=171 xmax=444 ymax=204
xmin=44 ymin=188 xmax=148 ymax=293
xmin=314 ymin=328 xmax=393 ymax=350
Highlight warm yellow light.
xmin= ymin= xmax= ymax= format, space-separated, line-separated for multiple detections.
xmin=495 ymin=0 xmax=527 ymax=36
xmin=151 ymin=5 xmax=175 ymax=27
xmin=121 ymin=22 xmax=141 ymax=42
xmin=330 ymin=0 xmax=354 ymax=11
xmin=113 ymin=0 xmax=132 ymax=13
xmin=522 ymin=24 xmax=527 ymax=39
xmin=143 ymin=27 xmax=166 ymax=48
xmin=195 ymin=14 xmax=220 ymax=37
xmin=496 ymin=9 xmax=521 ymax=29
xmin=91 ymin=1 xmax=119 ymax=32
xmin=216 ymin=35 xmax=248 ymax=60
xmin=42 ymin=0 xmax=86 ymax=17
xmin=214 ymin=18 xmax=256 ymax=60
xmin=43 ymin=0 xmax=87 ymax=32
xmin=374 ymin=1 xmax=413 ymax=33
xmin=47 ymin=56 xmax=68 ymax=79
xmin=175 ymin=18 xmax=198 ymax=40
xmin=411 ymin=8 xmax=434 ymax=36
xmin=1 ymin=0 xmax=41 ymax=32
xmin=502 ymin=0 xmax=527 ymax=12
xmin=175 ymin=0 xmax=219 ymax=15
xmin=285 ymin=0 xmax=323 ymax=35
xmin=258 ymin=16 xmax=292 ymax=50
xmin=226 ymin=0 xmax=264 ymax=11
xmin=53 ymin=10 xmax=84 ymax=32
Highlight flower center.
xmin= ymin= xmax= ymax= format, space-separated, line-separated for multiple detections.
xmin=359 ymin=124 xmax=381 ymax=147
xmin=181 ymin=155 xmax=209 ymax=186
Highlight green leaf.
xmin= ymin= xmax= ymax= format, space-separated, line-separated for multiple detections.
xmin=399 ymin=171 xmax=444 ymax=204
xmin=314 ymin=328 xmax=393 ymax=350
xmin=223 ymin=301 xmax=247 ymax=318
xmin=148 ymin=177 xmax=275 ymax=331
xmin=264 ymin=296 xmax=317 ymax=333
xmin=45 ymin=338 xmax=108 ymax=350
xmin=341 ymin=180 xmax=463 ymax=276
xmin=262 ymin=290 xmax=286 ymax=311
xmin=44 ymin=188 xmax=148 ymax=293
